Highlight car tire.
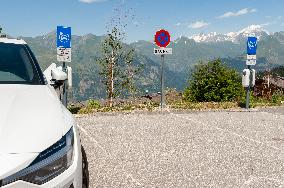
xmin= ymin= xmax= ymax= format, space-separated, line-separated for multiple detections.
xmin=81 ymin=146 xmax=89 ymax=188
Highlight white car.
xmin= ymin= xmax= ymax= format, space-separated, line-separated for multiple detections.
xmin=0 ymin=37 xmax=89 ymax=187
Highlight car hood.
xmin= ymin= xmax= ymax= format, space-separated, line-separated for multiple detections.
xmin=0 ymin=153 xmax=38 ymax=180
xmin=0 ymin=85 xmax=72 ymax=154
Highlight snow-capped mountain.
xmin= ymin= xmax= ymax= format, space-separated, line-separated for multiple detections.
xmin=190 ymin=25 xmax=270 ymax=43
xmin=189 ymin=32 xmax=232 ymax=43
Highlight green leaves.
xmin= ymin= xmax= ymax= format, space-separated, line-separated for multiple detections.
xmin=184 ymin=59 xmax=244 ymax=102
xmin=96 ymin=27 xmax=141 ymax=103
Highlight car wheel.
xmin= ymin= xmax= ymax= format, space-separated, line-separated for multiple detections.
xmin=81 ymin=146 xmax=89 ymax=188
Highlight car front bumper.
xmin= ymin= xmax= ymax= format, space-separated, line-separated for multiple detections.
xmin=1 ymin=126 xmax=83 ymax=188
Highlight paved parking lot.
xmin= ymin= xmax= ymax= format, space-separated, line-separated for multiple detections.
xmin=76 ymin=108 xmax=284 ymax=187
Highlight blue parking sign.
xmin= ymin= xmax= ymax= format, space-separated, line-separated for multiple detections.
xmin=247 ymin=37 xmax=257 ymax=55
xmin=57 ymin=26 xmax=71 ymax=48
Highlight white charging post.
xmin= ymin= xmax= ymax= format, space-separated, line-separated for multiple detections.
xmin=56 ymin=26 xmax=72 ymax=107
xmin=242 ymin=36 xmax=257 ymax=109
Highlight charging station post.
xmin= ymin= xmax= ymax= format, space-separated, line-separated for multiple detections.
xmin=56 ymin=26 xmax=72 ymax=107
xmin=242 ymin=36 xmax=257 ymax=109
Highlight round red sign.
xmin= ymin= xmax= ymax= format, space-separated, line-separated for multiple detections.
xmin=154 ymin=29 xmax=171 ymax=48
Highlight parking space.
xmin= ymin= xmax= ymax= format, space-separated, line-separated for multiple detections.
xmin=76 ymin=109 xmax=284 ymax=187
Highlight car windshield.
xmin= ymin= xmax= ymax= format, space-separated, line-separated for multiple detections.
xmin=0 ymin=42 xmax=42 ymax=84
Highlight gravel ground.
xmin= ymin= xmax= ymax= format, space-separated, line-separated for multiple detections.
xmin=76 ymin=107 xmax=284 ymax=188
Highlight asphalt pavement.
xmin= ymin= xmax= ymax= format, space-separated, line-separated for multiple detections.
xmin=76 ymin=107 xmax=284 ymax=187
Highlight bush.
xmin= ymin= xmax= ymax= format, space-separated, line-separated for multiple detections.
xmin=238 ymin=91 xmax=255 ymax=108
xmin=271 ymin=90 xmax=284 ymax=104
xmin=68 ymin=106 xmax=82 ymax=114
xmin=184 ymin=59 xmax=244 ymax=102
xmin=87 ymin=99 xmax=101 ymax=109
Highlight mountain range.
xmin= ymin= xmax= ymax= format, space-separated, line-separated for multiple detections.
xmin=189 ymin=25 xmax=269 ymax=43
xmin=15 ymin=25 xmax=284 ymax=101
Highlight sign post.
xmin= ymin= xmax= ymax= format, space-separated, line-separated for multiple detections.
xmin=244 ymin=36 xmax=257 ymax=109
xmin=154 ymin=29 xmax=172 ymax=109
xmin=57 ymin=26 xmax=71 ymax=107
xmin=161 ymin=54 xmax=165 ymax=107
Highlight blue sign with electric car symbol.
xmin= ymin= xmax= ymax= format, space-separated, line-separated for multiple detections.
xmin=247 ymin=37 xmax=257 ymax=55
xmin=57 ymin=26 xmax=71 ymax=48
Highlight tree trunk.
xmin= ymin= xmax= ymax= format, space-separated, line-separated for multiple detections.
xmin=268 ymin=75 xmax=270 ymax=88
xmin=108 ymin=51 xmax=115 ymax=107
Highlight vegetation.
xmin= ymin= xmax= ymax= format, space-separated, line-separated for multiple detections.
xmin=96 ymin=8 xmax=141 ymax=107
xmin=87 ymin=99 xmax=100 ymax=109
xmin=271 ymin=90 xmax=284 ymax=104
xmin=184 ymin=59 xmax=244 ymax=102
xmin=66 ymin=58 xmax=284 ymax=114
xmin=238 ymin=91 xmax=255 ymax=108
xmin=69 ymin=98 xmax=284 ymax=114
xmin=258 ymin=66 xmax=284 ymax=78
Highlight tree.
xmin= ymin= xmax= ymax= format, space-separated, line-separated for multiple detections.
xmin=119 ymin=49 xmax=142 ymax=98
xmin=184 ymin=59 xmax=243 ymax=102
xmin=96 ymin=8 xmax=140 ymax=107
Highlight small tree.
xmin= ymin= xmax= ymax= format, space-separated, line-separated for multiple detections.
xmin=184 ymin=59 xmax=243 ymax=102
xmin=97 ymin=27 xmax=122 ymax=107
xmin=119 ymin=49 xmax=142 ymax=98
xmin=97 ymin=8 xmax=140 ymax=107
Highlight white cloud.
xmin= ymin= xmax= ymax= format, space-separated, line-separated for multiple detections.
xmin=175 ymin=22 xmax=182 ymax=26
xmin=79 ymin=0 xmax=107 ymax=3
xmin=260 ymin=22 xmax=271 ymax=26
xmin=261 ymin=20 xmax=278 ymax=27
xmin=250 ymin=9 xmax=257 ymax=13
xmin=217 ymin=8 xmax=257 ymax=19
xmin=189 ymin=21 xmax=210 ymax=29
xmin=175 ymin=22 xmax=188 ymax=27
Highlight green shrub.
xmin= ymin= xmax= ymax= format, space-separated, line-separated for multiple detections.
xmin=238 ymin=91 xmax=255 ymax=108
xmin=68 ymin=106 xmax=81 ymax=114
xmin=87 ymin=99 xmax=101 ymax=109
xmin=184 ymin=59 xmax=244 ymax=102
xmin=78 ymin=107 xmax=94 ymax=114
xmin=271 ymin=90 xmax=284 ymax=104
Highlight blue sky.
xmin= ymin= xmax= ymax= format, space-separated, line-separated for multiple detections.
xmin=0 ymin=0 xmax=284 ymax=43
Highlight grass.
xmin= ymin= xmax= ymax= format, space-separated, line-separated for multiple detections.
xmin=69 ymin=99 xmax=284 ymax=114
xmin=69 ymin=101 xmax=160 ymax=114
xmin=169 ymin=101 xmax=239 ymax=110
xmin=68 ymin=91 xmax=284 ymax=114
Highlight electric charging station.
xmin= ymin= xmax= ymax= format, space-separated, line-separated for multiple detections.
xmin=242 ymin=36 xmax=257 ymax=109
xmin=242 ymin=69 xmax=250 ymax=87
xmin=56 ymin=26 xmax=72 ymax=107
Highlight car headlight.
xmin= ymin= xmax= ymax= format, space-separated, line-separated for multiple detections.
xmin=1 ymin=128 xmax=74 ymax=186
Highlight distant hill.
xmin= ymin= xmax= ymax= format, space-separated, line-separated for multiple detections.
xmin=16 ymin=26 xmax=284 ymax=101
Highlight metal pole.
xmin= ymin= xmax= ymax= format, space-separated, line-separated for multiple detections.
xmin=62 ymin=62 xmax=67 ymax=107
xmin=245 ymin=65 xmax=251 ymax=109
xmin=161 ymin=55 xmax=165 ymax=108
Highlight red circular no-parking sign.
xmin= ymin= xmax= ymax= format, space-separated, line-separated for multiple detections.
xmin=154 ymin=29 xmax=171 ymax=48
